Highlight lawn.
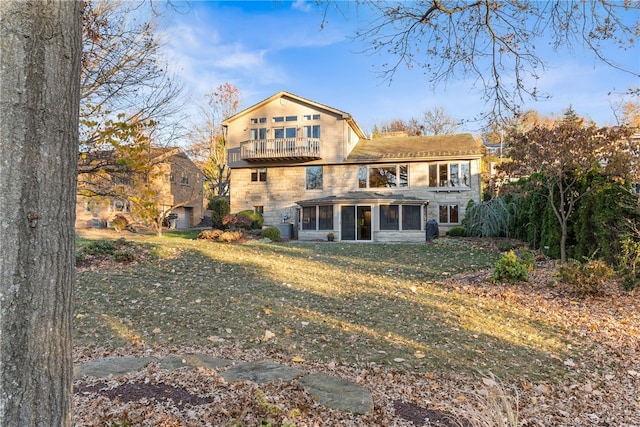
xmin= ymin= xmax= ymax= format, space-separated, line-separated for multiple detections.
xmin=75 ymin=232 xmax=570 ymax=381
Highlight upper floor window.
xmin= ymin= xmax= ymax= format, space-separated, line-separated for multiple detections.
xmin=358 ymin=164 xmax=408 ymax=188
xmin=306 ymin=166 xmax=323 ymax=190
xmin=250 ymin=128 xmax=267 ymax=140
xmin=304 ymin=125 xmax=320 ymax=138
xmin=428 ymin=161 xmax=471 ymax=188
xmin=303 ymin=114 xmax=321 ymax=121
xmin=285 ymin=115 xmax=297 ymax=122
xmin=274 ymin=127 xmax=296 ymax=139
xmin=273 ymin=116 xmax=284 ymax=123
xmin=251 ymin=168 xmax=267 ymax=182
xmin=180 ymin=175 xmax=190 ymax=185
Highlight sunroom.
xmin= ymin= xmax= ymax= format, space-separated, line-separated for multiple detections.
xmin=296 ymin=192 xmax=429 ymax=243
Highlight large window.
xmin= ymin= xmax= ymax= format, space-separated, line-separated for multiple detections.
xmin=301 ymin=205 xmax=334 ymax=230
xmin=428 ymin=161 xmax=471 ymax=188
xmin=306 ymin=166 xmax=323 ymax=190
xmin=380 ymin=204 xmax=422 ymax=230
xmin=380 ymin=205 xmax=399 ymax=230
xmin=318 ymin=205 xmax=333 ymax=230
xmin=402 ymin=205 xmax=422 ymax=230
xmin=251 ymin=168 xmax=267 ymax=182
xmin=250 ymin=128 xmax=267 ymax=140
xmin=439 ymin=204 xmax=459 ymax=224
xmin=302 ymin=206 xmax=316 ymax=230
xmin=358 ymin=164 xmax=408 ymax=188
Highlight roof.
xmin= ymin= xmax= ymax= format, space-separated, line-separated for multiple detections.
xmin=221 ymin=91 xmax=368 ymax=140
xmin=296 ymin=191 xmax=427 ymax=206
xmin=347 ymin=134 xmax=483 ymax=161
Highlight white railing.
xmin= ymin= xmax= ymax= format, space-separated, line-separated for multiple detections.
xmin=240 ymin=138 xmax=321 ymax=160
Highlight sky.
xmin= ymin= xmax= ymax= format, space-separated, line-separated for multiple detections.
xmin=163 ymin=1 xmax=640 ymax=136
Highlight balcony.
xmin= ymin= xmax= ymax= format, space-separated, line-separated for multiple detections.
xmin=240 ymin=138 xmax=321 ymax=162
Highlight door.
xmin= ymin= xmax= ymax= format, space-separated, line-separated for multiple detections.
xmin=340 ymin=205 xmax=371 ymax=241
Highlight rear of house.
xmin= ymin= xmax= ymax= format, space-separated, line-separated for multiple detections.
xmin=223 ymin=91 xmax=483 ymax=242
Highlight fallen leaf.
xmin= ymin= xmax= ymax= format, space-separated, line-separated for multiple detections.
xmin=414 ymin=351 xmax=425 ymax=359
xmin=263 ymin=330 xmax=275 ymax=341
xmin=291 ymin=356 xmax=305 ymax=363
xmin=152 ymin=328 xmax=161 ymax=334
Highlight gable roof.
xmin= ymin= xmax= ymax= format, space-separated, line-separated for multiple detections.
xmin=221 ymin=91 xmax=368 ymax=140
xmin=346 ymin=134 xmax=482 ymax=161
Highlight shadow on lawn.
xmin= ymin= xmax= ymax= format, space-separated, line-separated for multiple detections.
xmin=75 ymin=240 xmax=574 ymax=382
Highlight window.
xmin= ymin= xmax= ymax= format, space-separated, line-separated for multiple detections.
xmin=380 ymin=205 xmax=399 ymax=230
xmin=306 ymin=166 xmax=323 ymax=190
xmin=439 ymin=204 xmax=459 ymax=224
xmin=402 ymin=205 xmax=422 ymax=230
xmin=318 ymin=205 xmax=333 ymax=230
xmin=250 ymin=117 xmax=266 ymax=124
xmin=285 ymin=115 xmax=297 ymax=122
xmin=250 ymin=128 xmax=267 ymax=140
xmin=303 ymin=114 xmax=321 ymax=121
xmin=254 ymin=206 xmax=264 ymax=214
xmin=428 ymin=161 xmax=471 ymax=188
xmin=165 ymin=173 xmax=175 ymax=183
xmin=358 ymin=164 xmax=408 ymax=188
xmin=111 ymin=199 xmax=129 ymax=213
xmin=303 ymin=125 xmax=320 ymax=138
xmin=251 ymin=168 xmax=267 ymax=182
xmin=313 ymin=114 xmax=320 ymax=120
xmin=180 ymin=176 xmax=190 ymax=185
xmin=273 ymin=116 xmax=284 ymax=123
xmin=302 ymin=206 xmax=316 ymax=230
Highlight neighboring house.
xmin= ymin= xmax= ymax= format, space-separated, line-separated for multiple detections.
xmin=76 ymin=147 xmax=205 ymax=229
xmin=222 ymin=91 xmax=483 ymax=242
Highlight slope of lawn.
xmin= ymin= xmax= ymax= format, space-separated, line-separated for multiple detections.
xmin=74 ymin=232 xmax=575 ymax=382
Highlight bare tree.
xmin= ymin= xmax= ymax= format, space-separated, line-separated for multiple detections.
xmin=422 ymin=106 xmax=459 ymax=135
xmin=0 ymin=1 xmax=82 ymax=425
xmin=340 ymin=1 xmax=639 ymax=122
xmin=188 ymin=83 xmax=240 ymax=201
xmin=80 ymin=0 xmax=184 ymax=160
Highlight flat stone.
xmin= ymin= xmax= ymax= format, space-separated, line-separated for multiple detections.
xmin=74 ymin=356 xmax=157 ymax=379
xmin=221 ymin=361 xmax=304 ymax=385
xmin=159 ymin=354 xmax=233 ymax=370
xmin=298 ymin=373 xmax=373 ymax=414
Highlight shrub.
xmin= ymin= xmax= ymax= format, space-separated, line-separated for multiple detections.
xmin=447 ymin=226 xmax=466 ymax=237
xmin=617 ymin=235 xmax=640 ymax=291
xmin=197 ymin=229 xmax=224 ymax=241
xmin=497 ymin=240 xmax=515 ymax=252
xmin=113 ymin=249 xmax=136 ymax=262
xmin=222 ymin=214 xmax=253 ymax=230
xmin=218 ymin=230 xmax=244 ymax=243
xmin=261 ymin=226 xmax=281 ymax=242
xmin=492 ymin=250 xmax=529 ymax=284
xmin=84 ymin=239 xmax=118 ymax=256
xmin=557 ymin=259 xmax=614 ymax=297
xmin=110 ymin=214 xmax=129 ymax=232
xmin=237 ymin=210 xmax=264 ymax=229
xmin=208 ymin=197 xmax=230 ymax=229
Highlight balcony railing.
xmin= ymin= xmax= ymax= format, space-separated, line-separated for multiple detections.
xmin=240 ymin=138 xmax=321 ymax=162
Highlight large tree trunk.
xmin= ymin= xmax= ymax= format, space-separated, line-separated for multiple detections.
xmin=0 ymin=1 xmax=82 ymax=425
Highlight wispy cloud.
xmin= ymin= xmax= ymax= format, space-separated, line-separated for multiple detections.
xmin=292 ymin=0 xmax=312 ymax=13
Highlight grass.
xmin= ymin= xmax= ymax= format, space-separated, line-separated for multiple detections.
xmin=74 ymin=232 xmax=576 ymax=381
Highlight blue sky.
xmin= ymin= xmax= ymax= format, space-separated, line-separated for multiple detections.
xmin=164 ymin=1 xmax=640 ymax=135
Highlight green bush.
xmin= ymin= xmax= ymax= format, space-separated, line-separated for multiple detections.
xmin=237 ymin=210 xmax=264 ymax=229
xmin=113 ymin=249 xmax=136 ymax=262
xmin=497 ymin=240 xmax=515 ymax=252
xmin=446 ymin=226 xmax=466 ymax=237
xmin=618 ymin=235 xmax=640 ymax=290
xmin=208 ymin=197 xmax=230 ymax=229
xmin=110 ymin=214 xmax=129 ymax=232
xmin=492 ymin=250 xmax=529 ymax=284
xmin=84 ymin=239 xmax=119 ymax=256
xmin=557 ymin=259 xmax=614 ymax=297
xmin=261 ymin=226 xmax=281 ymax=241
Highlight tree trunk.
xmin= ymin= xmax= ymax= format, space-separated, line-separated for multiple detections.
xmin=0 ymin=1 xmax=82 ymax=426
